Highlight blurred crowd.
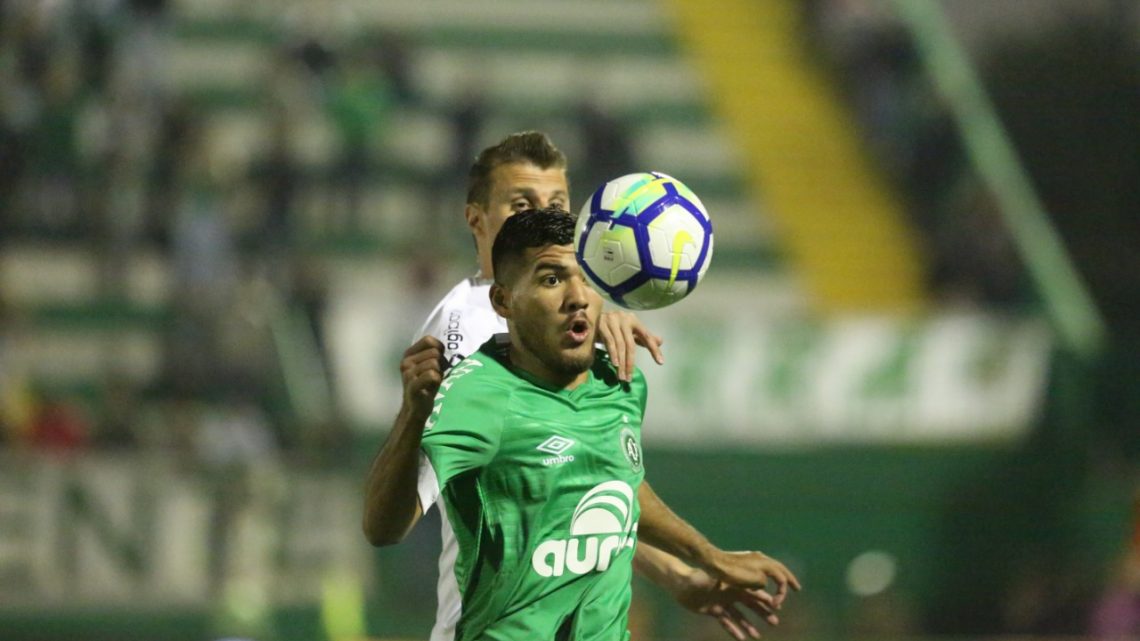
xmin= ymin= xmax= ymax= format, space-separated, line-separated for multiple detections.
xmin=802 ymin=0 xmax=1029 ymax=308
xmin=0 ymin=0 xmax=644 ymax=459
xmin=0 ymin=0 xmax=1128 ymax=447
xmin=0 ymin=0 xmax=407 ymax=457
xmin=0 ymin=0 xmax=413 ymax=246
xmin=0 ymin=0 xmax=1106 ymax=452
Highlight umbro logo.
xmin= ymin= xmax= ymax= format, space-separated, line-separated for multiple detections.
xmin=537 ymin=436 xmax=575 ymax=455
xmin=537 ymin=436 xmax=575 ymax=466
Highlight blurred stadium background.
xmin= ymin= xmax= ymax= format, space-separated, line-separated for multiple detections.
xmin=1 ymin=0 xmax=1138 ymax=639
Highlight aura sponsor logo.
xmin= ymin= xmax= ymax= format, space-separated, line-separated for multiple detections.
xmin=531 ymin=481 xmax=637 ymax=577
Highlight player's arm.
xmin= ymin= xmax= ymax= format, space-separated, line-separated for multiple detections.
xmin=362 ymin=336 xmax=444 ymax=547
xmin=634 ymin=545 xmax=781 ymax=641
xmin=597 ymin=309 xmax=665 ymax=382
xmin=637 ymin=481 xmax=801 ymax=604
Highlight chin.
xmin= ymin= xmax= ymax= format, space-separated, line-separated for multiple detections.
xmin=554 ymin=347 xmax=595 ymax=377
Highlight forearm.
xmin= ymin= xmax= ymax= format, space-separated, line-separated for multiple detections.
xmin=638 ymin=482 xmax=802 ymax=598
xmin=633 ymin=543 xmax=696 ymax=593
xmin=637 ymin=482 xmax=718 ymax=570
xmin=362 ymin=405 xmax=428 ymax=546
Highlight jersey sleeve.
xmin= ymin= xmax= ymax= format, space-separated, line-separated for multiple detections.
xmin=416 ymin=451 xmax=441 ymax=511
xmin=416 ymin=298 xmax=473 ymax=368
xmin=632 ymin=367 xmax=649 ymax=416
xmin=420 ymin=371 xmax=505 ymax=489
xmin=417 ymin=298 xmax=448 ymax=344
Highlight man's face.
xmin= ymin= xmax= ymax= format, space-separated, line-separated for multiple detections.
xmin=497 ymin=243 xmax=603 ymax=386
xmin=469 ymin=162 xmax=569 ymax=276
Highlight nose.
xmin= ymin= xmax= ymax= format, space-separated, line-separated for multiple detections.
xmin=564 ymin=275 xmax=590 ymax=312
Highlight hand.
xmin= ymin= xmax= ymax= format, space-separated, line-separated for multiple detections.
xmin=708 ymin=550 xmax=801 ymax=608
xmin=400 ymin=336 xmax=446 ymax=422
xmin=674 ymin=567 xmax=781 ymax=640
xmin=597 ymin=310 xmax=665 ymax=382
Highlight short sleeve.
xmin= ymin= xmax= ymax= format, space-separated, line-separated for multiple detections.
xmin=416 ymin=451 xmax=440 ymax=511
xmin=417 ymin=300 xmax=447 ymax=344
xmin=420 ymin=375 xmax=505 ymax=489
xmin=416 ymin=299 xmax=474 ymax=367
xmin=633 ymin=367 xmax=648 ymax=414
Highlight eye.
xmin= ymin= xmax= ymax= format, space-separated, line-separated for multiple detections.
xmin=550 ymin=199 xmax=567 ymax=211
xmin=541 ymin=274 xmax=560 ymax=286
xmin=511 ymin=199 xmax=531 ymax=211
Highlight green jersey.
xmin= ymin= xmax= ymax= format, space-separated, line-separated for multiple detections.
xmin=420 ymin=335 xmax=647 ymax=641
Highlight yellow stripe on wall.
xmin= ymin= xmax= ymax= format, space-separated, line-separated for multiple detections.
xmin=665 ymin=0 xmax=926 ymax=312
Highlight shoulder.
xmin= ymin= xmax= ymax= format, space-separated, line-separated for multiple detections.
xmin=418 ymin=278 xmax=473 ymax=337
xmin=418 ymin=276 xmax=498 ymax=366
xmin=432 ymin=337 xmax=515 ymax=405
xmin=424 ymin=340 xmax=515 ymax=438
xmin=591 ymin=347 xmax=648 ymax=406
xmin=589 ymin=347 xmax=634 ymax=385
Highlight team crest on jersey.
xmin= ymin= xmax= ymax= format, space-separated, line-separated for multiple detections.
xmin=620 ymin=427 xmax=642 ymax=472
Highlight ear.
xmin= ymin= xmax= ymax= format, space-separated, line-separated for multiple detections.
xmin=489 ymin=282 xmax=512 ymax=319
xmin=464 ymin=203 xmax=483 ymax=236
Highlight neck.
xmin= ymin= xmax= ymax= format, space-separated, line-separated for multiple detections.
xmin=508 ymin=343 xmax=589 ymax=390
xmin=477 ymin=248 xmax=494 ymax=282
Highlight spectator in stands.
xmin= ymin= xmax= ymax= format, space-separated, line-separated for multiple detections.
xmin=145 ymin=98 xmax=196 ymax=246
xmin=0 ymin=8 xmax=35 ymax=234
xmin=0 ymin=299 xmax=35 ymax=447
xmin=25 ymin=390 xmax=92 ymax=452
xmin=253 ymin=107 xmax=301 ymax=253
xmin=448 ymin=89 xmax=487 ymax=185
xmin=426 ymin=85 xmax=488 ymax=247
xmin=17 ymin=16 xmax=83 ymax=237
xmin=194 ymin=396 xmax=278 ymax=468
xmin=574 ymin=98 xmax=636 ymax=196
xmin=324 ymin=46 xmax=393 ymax=234
xmin=95 ymin=375 xmax=140 ymax=449
xmin=162 ymin=118 xmax=239 ymax=397
xmin=376 ymin=30 xmax=416 ymax=105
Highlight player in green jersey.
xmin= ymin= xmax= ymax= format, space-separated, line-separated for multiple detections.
xmin=366 ymin=209 xmax=800 ymax=640
xmin=405 ymin=132 xmax=792 ymax=640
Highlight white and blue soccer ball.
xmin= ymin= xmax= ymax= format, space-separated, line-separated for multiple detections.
xmin=574 ymin=172 xmax=713 ymax=310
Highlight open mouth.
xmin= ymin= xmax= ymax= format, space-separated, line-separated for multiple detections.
xmin=565 ymin=318 xmax=591 ymax=345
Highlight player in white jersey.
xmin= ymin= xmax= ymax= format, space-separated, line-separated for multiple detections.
xmin=420 ymin=275 xmax=502 ymax=370
xmin=366 ymin=132 xmax=798 ymax=641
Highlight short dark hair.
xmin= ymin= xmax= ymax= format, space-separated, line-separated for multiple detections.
xmin=491 ymin=207 xmax=576 ymax=284
xmin=466 ymin=131 xmax=567 ymax=207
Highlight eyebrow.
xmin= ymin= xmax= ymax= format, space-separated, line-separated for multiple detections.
xmin=508 ymin=188 xmax=568 ymax=199
xmin=533 ymin=261 xmax=571 ymax=274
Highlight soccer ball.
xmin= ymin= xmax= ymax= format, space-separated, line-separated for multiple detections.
xmin=574 ymin=172 xmax=713 ymax=310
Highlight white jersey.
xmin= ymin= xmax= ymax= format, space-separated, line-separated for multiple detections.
xmin=417 ymin=276 xmax=505 ymax=369
xmin=414 ymin=275 xmax=505 ymax=641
